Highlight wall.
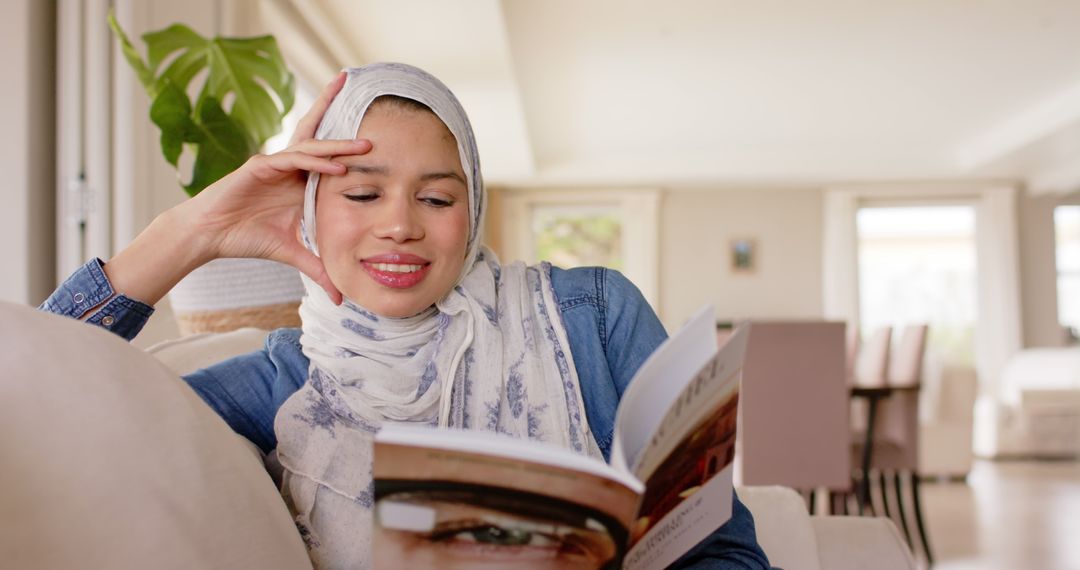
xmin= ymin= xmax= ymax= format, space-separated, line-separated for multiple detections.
xmin=1019 ymin=190 xmax=1080 ymax=347
xmin=0 ymin=1 xmax=57 ymax=305
xmin=659 ymin=187 xmax=825 ymax=330
xmin=660 ymin=185 xmax=1072 ymax=349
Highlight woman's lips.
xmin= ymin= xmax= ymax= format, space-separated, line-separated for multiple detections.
xmin=360 ymin=254 xmax=431 ymax=289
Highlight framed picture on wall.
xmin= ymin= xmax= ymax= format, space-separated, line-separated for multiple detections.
xmin=730 ymin=238 xmax=756 ymax=274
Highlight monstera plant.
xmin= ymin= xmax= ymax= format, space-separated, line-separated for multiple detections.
xmin=108 ymin=11 xmax=295 ymax=196
xmin=108 ymin=12 xmax=304 ymax=334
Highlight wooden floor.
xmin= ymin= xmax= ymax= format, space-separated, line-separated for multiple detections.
xmin=917 ymin=459 xmax=1080 ymax=570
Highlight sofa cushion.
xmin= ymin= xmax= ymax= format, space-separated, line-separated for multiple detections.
xmin=147 ymin=326 xmax=270 ymax=376
xmin=736 ymin=485 xmax=821 ymax=570
xmin=813 ymin=516 xmax=916 ymax=570
xmin=0 ymin=303 xmax=311 ymax=570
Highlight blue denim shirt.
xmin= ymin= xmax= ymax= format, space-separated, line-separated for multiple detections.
xmin=42 ymin=259 xmax=771 ymax=569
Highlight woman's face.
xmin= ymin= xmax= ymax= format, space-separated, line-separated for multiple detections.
xmin=316 ymin=102 xmax=470 ymax=318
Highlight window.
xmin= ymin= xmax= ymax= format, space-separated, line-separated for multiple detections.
xmin=531 ymin=204 xmax=624 ymax=270
xmin=501 ymin=189 xmax=660 ymax=308
xmin=856 ymin=205 xmax=978 ymax=365
xmin=1056 ymin=205 xmax=1080 ymax=334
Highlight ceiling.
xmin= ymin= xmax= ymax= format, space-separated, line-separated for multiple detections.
xmin=278 ymin=0 xmax=1080 ymax=191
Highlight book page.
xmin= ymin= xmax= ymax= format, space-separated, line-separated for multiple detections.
xmin=373 ymin=425 xmax=642 ymax=569
xmin=609 ymin=306 xmax=719 ymax=473
xmin=613 ymin=313 xmax=752 ymax=570
xmin=629 ymin=325 xmax=748 ymax=481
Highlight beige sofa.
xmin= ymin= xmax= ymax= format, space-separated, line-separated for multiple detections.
xmin=0 ymin=302 xmax=915 ymax=569
xmin=974 ymin=347 xmax=1080 ymax=458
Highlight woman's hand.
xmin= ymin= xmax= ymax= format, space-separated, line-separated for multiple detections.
xmin=105 ymin=72 xmax=365 ymax=306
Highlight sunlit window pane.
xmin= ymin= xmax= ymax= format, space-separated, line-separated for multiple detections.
xmin=857 ymin=206 xmax=977 ymax=365
xmin=1055 ymin=205 xmax=1080 ymax=330
xmin=530 ymin=204 xmax=623 ymax=270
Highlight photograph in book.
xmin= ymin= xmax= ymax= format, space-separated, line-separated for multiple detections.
xmin=372 ymin=307 xmax=751 ymax=570
xmin=372 ymin=431 xmax=641 ymax=570
xmin=630 ymin=388 xmax=739 ymax=546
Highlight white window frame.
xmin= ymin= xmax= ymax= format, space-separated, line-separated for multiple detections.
xmin=57 ymin=0 xmax=115 ymax=279
xmin=823 ymin=183 xmax=1023 ymax=399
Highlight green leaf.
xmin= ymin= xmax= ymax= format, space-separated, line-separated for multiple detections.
xmin=144 ymin=23 xmax=207 ymax=72
xmin=108 ymin=15 xmax=296 ymax=196
xmin=142 ymin=26 xmax=294 ymax=146
xmin=183 ymin=97 xmax=257 ymax=197
xmin=149 ymin=79 xmax=195 ymax=166
xmin=106 ymin=10 xmax=156 ymax=95
xmin=206 ymin=35 xmax=295 ymax=143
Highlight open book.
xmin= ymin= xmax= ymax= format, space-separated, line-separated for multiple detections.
xmin=372 ymin=306 xmax=750 ymax=569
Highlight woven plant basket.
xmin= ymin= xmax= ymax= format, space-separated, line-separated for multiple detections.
xmin=169 ymin=258 xmax=304 ymax=335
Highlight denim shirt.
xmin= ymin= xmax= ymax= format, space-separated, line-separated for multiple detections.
xmin=41 ymin=259 xmax=771 ymax=569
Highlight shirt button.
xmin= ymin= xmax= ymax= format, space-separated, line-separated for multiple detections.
xmin=73 ymin=292 xmax=85 ymax=304
xmin=101 ymin=315 xmax=115 ymax=326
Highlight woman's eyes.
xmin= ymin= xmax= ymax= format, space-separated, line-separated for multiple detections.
xmin=342 ymin=193 xmax=455 ymax=208
xmin=344 ymin=193 xmax=377 ymax=203
xmin=420 ymin=196 xmax=455 ymax=208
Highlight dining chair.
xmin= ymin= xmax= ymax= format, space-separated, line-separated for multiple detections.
xmin=851 ymin=324 xmax=933 ymax=564
xmin=849 ymin=326 xmax=891 ymax=514
xmin=735 ymin=321 xmax=851 ymax=514
xmin=853 ymin=326 xmax=892 ymax=389
xmin=845 ymin=322 xmax=861 ymax=386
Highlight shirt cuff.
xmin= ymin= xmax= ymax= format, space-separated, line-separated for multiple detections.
xmin=38 ymin=258 xmax=155 ymax=341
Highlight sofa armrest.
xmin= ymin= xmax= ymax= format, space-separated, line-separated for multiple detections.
xmin=0 ymin=302 xmax=310 ymax=570
xmin=812 ymin=516 xmax=916 ymax=570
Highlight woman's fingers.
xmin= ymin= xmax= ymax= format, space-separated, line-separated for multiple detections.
xmin=265 ymin=152 xmax=348 ymax=176
xmin=244 ymin=140 xmax=372 ymax=181
xmin=289 ymin=71 xmax=347 ymax=146
xmin=287 ymin=138 xmax=372 ymax=158
xmin=278 ymin=242 xmax=342 ymax=305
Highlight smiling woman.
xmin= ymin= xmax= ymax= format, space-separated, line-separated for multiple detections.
xmin=314 ymin=97 xmax=470 ymax=318
xmin=36 ymin=63 xmax=770 ymax=570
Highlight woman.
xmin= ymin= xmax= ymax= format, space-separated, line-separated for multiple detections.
xmin=41 ymin=63 xmax=770 ymax=569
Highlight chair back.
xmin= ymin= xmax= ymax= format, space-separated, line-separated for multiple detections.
xmin=845 ymin=323 xmax=861 ymax=385
xmin=888 ymin=324 xmax=928 ymax=388
xmin=871 ymin=324 xmax=929 ymax=470
xmin=853 ymin=326 xmax=892 ymax=388
xmin=736 ymin=321 xmax=850 ymax=491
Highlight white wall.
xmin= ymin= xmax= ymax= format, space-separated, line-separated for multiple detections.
xmin=1019 ymin=190 xmax=1080 ymax=347
xmin=658 ymin=185 xmax=1070 ymax=351
xmin=659 ymin=187 xmax=824 ymax=330
xmin=0 ymin=1 xmax=56 ymax=306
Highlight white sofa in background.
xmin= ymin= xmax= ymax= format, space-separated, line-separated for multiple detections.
xmin=919 ymin=365 xmax=978 ymax=478
xmin=1 ymin=302 xmax=916 ymax=569
xmin=974 ymin=347 xmax=1080 ymax=458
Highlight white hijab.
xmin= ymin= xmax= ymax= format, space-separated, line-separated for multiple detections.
xmin=273 ymin=63 xmax=601 ymax=569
